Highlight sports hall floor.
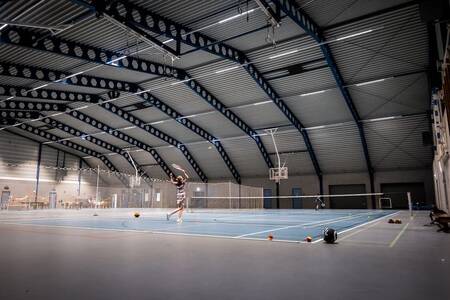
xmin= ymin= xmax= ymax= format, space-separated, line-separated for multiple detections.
xmin=0 ymin=209 xmax=449 ymax=300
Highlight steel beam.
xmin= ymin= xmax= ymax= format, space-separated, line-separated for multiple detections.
xmin=67 ymin=0 xmax=321 ymax=182
xmin=95 ymin=100 xmax=207 ymax=182
xmin=272 ymin=0 xmax=375 ymax=198
xmin=41 ymin=116 xmax=154 ymax=180
xmin=0 ymin=100 xmax=66 ymax=111
xmin=0 ymin=110 xmax=40 ymax=120
xmin=0 ymin=26 xmax=273 ymax=169
xmin=0 ymin=83 xmax=208 ymax=182
xmin=4 ymin=120 xmax=129 ymax=186
xmin=0 ymin=84 xmax=101 ymax=102
xmin=0 ymin=62 xmax=238 ymax=182
xmin=57 ymin=110 xmax=175 ymax=180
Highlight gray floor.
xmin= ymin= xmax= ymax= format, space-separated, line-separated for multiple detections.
xmin=0 ymin=211 xmax=449 ymax=300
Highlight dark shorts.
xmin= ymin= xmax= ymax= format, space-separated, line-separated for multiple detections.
xmin=177 ymin=199 xmax=185 ymax=208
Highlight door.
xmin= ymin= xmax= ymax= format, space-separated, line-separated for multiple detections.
xmin=329 ymin=184 xmax=367 ymax=209
xmin=263 ymin=189 xmax=272 ymax=209
xmin=292 ymin=188 xmax=302 ymax=209
xmin=380 ymin=182 xmax=426 ymax=209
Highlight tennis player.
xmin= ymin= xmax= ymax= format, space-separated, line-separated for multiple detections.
xmin=314 ymin=196 xmax=325 ymax=211
xmin=166 ymin=169 xmax=189 ymax=223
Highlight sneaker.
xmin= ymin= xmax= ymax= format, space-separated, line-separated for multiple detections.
xmin=166 ymin=213 xmax=170 ymax=221
xmin=177 ymin=218 xmax=183 ymax=224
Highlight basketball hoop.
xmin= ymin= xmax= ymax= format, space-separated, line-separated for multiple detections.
xmin=125 ymin=149 xmax=141 ymax=188
xmin=129 ymin=175 xmax=141 ymax=188
xmin=265 ymin=128 xmax=288 ymax=183
xmin=269 ymin=166 xmax=288 ymax=183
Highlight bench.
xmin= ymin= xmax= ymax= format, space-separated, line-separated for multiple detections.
xmin=435 ymin=216 xmax=450 ymax=232
xmin=430 ymin=208 xmax=450 ymax=232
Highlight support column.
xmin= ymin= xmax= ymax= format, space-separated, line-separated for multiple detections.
xmin=276 ymin=182 xmax=280 ymax=209
xmin=77 ymin=158 xmax=82 ymax=196
xmin=35 ymin=143 xmax=42 ymax=203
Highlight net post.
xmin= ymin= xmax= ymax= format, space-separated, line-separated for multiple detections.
xmin=228 ymin=180 xmax=232 ymax=209
xmin=407 ymin=192 xmax=413 ymax=217
xmin=95 ymin=165 xmax=100 ymax=209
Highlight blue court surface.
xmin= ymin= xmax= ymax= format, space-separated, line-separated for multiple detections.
xmin=0 ymin=209 xmax=399 ymax=243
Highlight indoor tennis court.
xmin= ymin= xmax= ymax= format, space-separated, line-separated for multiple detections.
xmin=1 ymin=0 xmax=450 ymax=299
xmin=0 ymin=208 xmax=398 ymax=242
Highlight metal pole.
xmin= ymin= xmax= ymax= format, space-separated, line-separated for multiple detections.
xmin=407 ymin=192 xmax=412 ymax=217
xmin=77 ymin=158 xmax=82 ymax=196
xmin=95 ymin=165 xmax=100 ymax=208
xmin=228 ymin=180 xmax=232 ymax=209
xmin=35 ymin=143 xmax=42 ymax=204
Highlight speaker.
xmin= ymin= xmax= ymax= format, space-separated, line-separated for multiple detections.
xmin=422 ymin=131 xmax=433 ymax=146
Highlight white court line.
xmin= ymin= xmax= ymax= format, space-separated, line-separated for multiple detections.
xmin=234 ymin=212 xmax=373 ymax=238
xmin=0 ymin=221 xmax=308 ymax=244
xmin=303 ymin=211 xmax=375 ymax=228
xmin=311 ymin=211 xmax=400 ymax=244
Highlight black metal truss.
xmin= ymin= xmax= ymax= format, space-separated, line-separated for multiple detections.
xmin=60 ymin=109 xmax=175 ymax=179
xmin=69 ymin=0 xmax=180 ymax=57
xmin=0 ymin=25 xmax=274 ymax=170
xmin=40 ymin=116 xmax=153 ymax=181
xmin=135 ymin=87 xmax=241 ymax=182
xmin=0 ymin=110 xmax=40 ymax=120
xmin=0 ymin=62 xmax=237 ymax=182
xmin=272 ymin=0 xmax=374 ymax=195
xmin=3 ymin=119 xmax=129 ymax=186
xmin=0 ymin=83 xmax=208 ymax=182
xmin=96 ymin=100 xmax=207 ymax=182
xmin=67 ymin=0 xmax=321 ymax=184
xmin=0 ymin=100 xmax=66 ymax=111
xmin=0 ymin=84 xmax=101 ymax=103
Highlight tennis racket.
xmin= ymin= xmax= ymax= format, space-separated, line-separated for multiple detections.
xmin=172 ymin=163 xmax=185 ymax=172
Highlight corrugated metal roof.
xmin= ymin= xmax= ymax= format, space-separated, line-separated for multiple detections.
xmin=188 ymin=60 xmax=269 ymax=107
xmin=184 ymin=141 xmax=231 ymax=179
xmin=232 ymin=102 xmax=288 ymax=129
xmin=365 ymin=114 xmax=432 ymax=170
xmin=188 ymin=112 xmax=244 ymax=138
xmin=0 ymin=1 xmax=432 ymax=180
xmin=349 ymin=72 xmax=429 ymax=119
xmin=120 ymin=126 xmax=169 ymax=148
xmin=221 ymin=136 xmax=269 ymax=177
xmin=151 ymin=121 xmax=204 ymax=144
xmin=284 ymin=89 xmax=352 ymax=126
xmin=308 ymin=122 xmax=367 ymax=173
xmin=295 ymin=0 xmax=412 ymax=27
xmin=325 ymin=5 xmax=428 ymax=83
xmin=140 ymin=77 xmax=213 ymax=115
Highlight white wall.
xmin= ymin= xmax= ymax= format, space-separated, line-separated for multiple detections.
xmin=0 ymin=131 xmax=100 ymax=205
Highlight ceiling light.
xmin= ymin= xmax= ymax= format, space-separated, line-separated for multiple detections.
xmin=269 ymin=50 xmax=299 ymax=60
xmin=335 ymin=29 xmax=374 ymax=41
xmin=215 ymin=66 xmax=239 ymax=74
xmin=218 ymin=8 xmax=257 ymax=24
xmin=300 ymin=90 xmax=326 ymax=97
xmin=253 ymin=101 xmax=272 ymax=106
xmin=355 ymin=78 xmax=389 ymax=87
xmin=32 ymin=84 xmax=49 ymax=91
xmin=365 ymin=116 xmax=397 ymax=122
